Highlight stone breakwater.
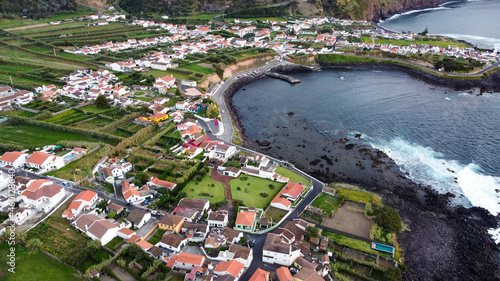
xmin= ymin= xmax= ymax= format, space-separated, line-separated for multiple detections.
xmin=319 ymin=62 xmax=500 ymax=92
xmin=223 ymin=63 xmax=500 ymax=280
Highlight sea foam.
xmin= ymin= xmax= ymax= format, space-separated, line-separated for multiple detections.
xmin=367 ymin=137 xmax=500 ymax=215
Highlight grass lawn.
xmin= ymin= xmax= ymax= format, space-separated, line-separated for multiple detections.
xmin=184 ymin=172 xmax=225 ymax=203
xmin=179 ymin=63 xmax=214 ymax=75
xmin=322 ymin=230 xmax=391 ymax=258
xmin=0 ymin=110 xmax=37 ymax=118
xmin=311 ymin=193 xmax=341 ymax=216
xmin=80 ymin=104 xmax=114 ymax=114
xmin=47 ymin=145 xmax=111 ymax=181
xmin=149 ymin=69 xmax=191 ymax=80
xmin=0 ymin=243 xmax=84 ymax=281
xmin=264 ymin=206 xmax=288 ymax=224
xmin=275 ymin=167 xmax=311 ymax=185
xmin=333 ymin=184 xmax=383 ymax=206
xmin=230 ymin=175 xmax=285 ymax=209
xmin=148 ymin=236 xmax=161 ymax=245
xmin=0 ymin=124 xmax=105 ymax=149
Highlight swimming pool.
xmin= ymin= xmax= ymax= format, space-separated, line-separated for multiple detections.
xmin=64 ymin=154 xmax=76 ymax=160
xmin=372 ymin=242 xmax=395 ymax=254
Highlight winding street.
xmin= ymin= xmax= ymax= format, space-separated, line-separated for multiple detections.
xmin=198 ymin=58 xmax=329 ymax=280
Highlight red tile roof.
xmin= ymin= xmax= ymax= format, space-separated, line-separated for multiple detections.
xmin=0 ymin=151 xmax=26 ymax=163
xmin=27 ymin=152 xmax=53 ymax=165
xmin=281 ymin=182 xmax=305 ymax=199
xmin=276 ymin=266 xmax=293 ymax=281
xmin=235 ymin=211 xmax=256 ymax=226
xmin=249 ymin=268 xmax=270 ymax=281
xmin=177 ymin=252 xmax=204 ymax=266
xmin=214 ymin=259 xmax=244 ymax=278
xmin=74 ymin=190 xmax=97 ymax=202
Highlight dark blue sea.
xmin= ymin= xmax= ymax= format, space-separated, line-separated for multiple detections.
xmin=379 ymin=0 xmax=500 ymax=49
xmin=232 ymin=68 xmax=500 ymax=216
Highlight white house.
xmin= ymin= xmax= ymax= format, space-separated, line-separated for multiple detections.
xmin=157 ymin=233 xmax=187 ymax=252
xmin=9 ymin=207 xmax=32 ymax=225
xmin=205 ymin=143 xmax=238 ymax=161
xmin=207 ymin=210 xmax=229 ymax=228
xmin=62 ymin=190 xmax=99 ymax=219
xmin=126 ymin=209 xmax=151 ymax=228
xmin=217 ymin=244 xmax=253 ymax=267
xmin=213 ymin=259 xmax=245 ymax=281
xmin=74 ymin=214 xmax=121 ymax=245
xmin=0 ymin=151 xmax=29 ymax=168
xmin=262 ymin=233 xmax=301 ymax=266
xmin=21 ymin=184 xmax=65 ymax=213
xmin=147 ymin=177 xmax=177 ymax=191
xmin=173 ymin=252 xmax=205 ymax=271
xmin=26 ymin=152 xmax=65 ymax=171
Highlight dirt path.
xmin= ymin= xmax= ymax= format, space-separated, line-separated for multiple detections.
xmin=210 ymin=166 xmax=233 ymax=203
xmin=5 ymin=22 xmax=50 ymax=32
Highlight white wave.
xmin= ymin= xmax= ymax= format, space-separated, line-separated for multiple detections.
xmin=488 ymin=228 xmax=500 ymax=245
xmin=457 ymin=164 xmax=500 ymax=215
xmin=439 ymin=33 xmax=500 ymax=49
xmin=367 ymin=137 xmax=500 ymax=215
xmin=384 ymin=6 xmax=450 ymax=21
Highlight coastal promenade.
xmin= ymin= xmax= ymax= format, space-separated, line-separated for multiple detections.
xmin=211 ymin=58 xmax=290 ymax=143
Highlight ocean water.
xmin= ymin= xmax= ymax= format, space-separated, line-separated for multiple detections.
xmin=232 ymin=69 xmax=500 ymax=216
xmin=379 ymin=0 xmax=500 ymax=49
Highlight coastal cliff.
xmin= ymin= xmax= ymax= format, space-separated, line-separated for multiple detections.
xmin=322 ymin=0 xmax=447 ymax=21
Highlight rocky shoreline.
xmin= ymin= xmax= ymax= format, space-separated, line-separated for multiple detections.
xmin=319 ymin=62 xmax=500 ymax=92
xmin=223 ymin=64 xmax=500 ymax=280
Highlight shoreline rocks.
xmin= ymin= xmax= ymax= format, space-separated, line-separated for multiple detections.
xmin=222 ymin=63 xmax=500 ymax=280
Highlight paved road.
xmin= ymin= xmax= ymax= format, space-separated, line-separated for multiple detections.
xmin=211 ymin=58 xmax=289 ymax=143
xmin=0 ymin=167 xmax=143 ymax=212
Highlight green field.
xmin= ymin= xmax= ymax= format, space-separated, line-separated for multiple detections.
xmin=0 ymin=64 xmax=40 ymax=73
xmin=230 ymin=175 xmax=285 ymax=209
xmin=311 ymin=193 xmax=341 ymax=216
xmin=333 ymin=185 xmax=383 ymax=206
xmin=0 ymin=243 xmax=84 ymax=281
xmin=0 ymin=9 xmax=95 ymax=29
xmin=0 ymin=124 xmax=105 ymax=148
xmin=149 ymin=69 xmax=191 ymax=80
xmin=360 ymin=36 xmax=470 ymax=48
xmin=179 ymin=63 xmax=214 ymax=75
xmin=184 ymin=172 xmax=225 ymax=203
xmin=322 ymin=230 xmax=391 ymax=258
xmin=0 ymin=110 xmax=37 ymax=118
xmin=275 ymin=167 xmax=311 ymax=185
xmin=0 ymin=47 xmax=84 ymax=71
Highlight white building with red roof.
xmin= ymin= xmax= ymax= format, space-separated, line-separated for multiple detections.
xmin=146 ymin=177 xmax=177 ymax=191
xmin=279 ymin=182 xmax=305 ymax=202
xmin=173 ymin=252 xmax=205 ymax=271
xmin=154 ymin=75 xmax=176 ymax=89
xmin=213 ymin=259 xmax=245 ymax=280
xmin=122 ymin=181 xmax=153 ymax=204
xmin=62 ymin=190 xmax=99 ymax=220
xmin=73 ymin=213 xmax=122 ymax=245
xmin=21 ymin=183 xmax=65 ymax=213
xmin=26 ymin=152 xmax=65 ymax=171
xmin=0 ymin=151 xmax=28 ymax=168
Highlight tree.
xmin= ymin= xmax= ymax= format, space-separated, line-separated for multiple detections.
xmin=133 ymin=171 xmax=150 ymax=186
xmin=26 ymin=238 xmax=42 ymax=251
xmin=374 ymin=206 xmax=403 ymax=233
xmin=95 ymin=94 xmax=110 ymax=108
xmin=384 ymin=267 xmax=402 ymax=281
xmin=108 ymin=211 xmax=116 ymax=218
xmin=306 ymin=226 xmax=319 ymax=238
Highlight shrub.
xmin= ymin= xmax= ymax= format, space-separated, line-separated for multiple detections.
xmin=260 ymin=192 xmax=269 ymax=198
xmin=269 ymin=184 xmax=275 ymax=189
xmin=374 ymin=206 xmax=402 ymax=233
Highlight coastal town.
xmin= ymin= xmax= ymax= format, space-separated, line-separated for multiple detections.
xmin=0 ymin=3 xmax=499 ymax=281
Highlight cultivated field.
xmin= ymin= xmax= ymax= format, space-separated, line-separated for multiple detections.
xmin=321 ymin=202 xmax=373 ymax=240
